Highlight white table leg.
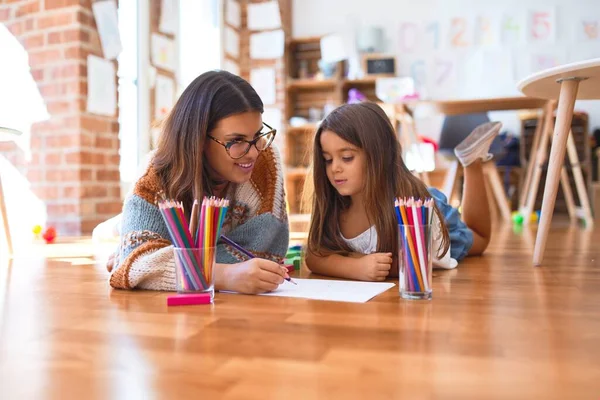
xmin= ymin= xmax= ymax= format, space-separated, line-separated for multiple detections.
xmin=533 ymin=79 xmax=580 ymax=266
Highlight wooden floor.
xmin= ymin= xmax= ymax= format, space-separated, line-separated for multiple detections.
xmin=1 ymin=220 xmax=599 ymax=399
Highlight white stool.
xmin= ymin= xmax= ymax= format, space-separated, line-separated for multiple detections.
xmin=518 ymin=58 xmax=600 ymax=266
xmin=0 ymin=126 xmax=22 ymax=257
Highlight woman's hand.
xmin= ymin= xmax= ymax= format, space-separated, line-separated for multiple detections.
xmin=220 ymin=258 xmax=289 ymax=294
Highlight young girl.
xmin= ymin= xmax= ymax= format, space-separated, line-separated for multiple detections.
xmin=305 ymin=102 xmax=500 ymax=281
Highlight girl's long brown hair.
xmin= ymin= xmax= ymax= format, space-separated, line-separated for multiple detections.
xmin=306 ymin=102 xmax=450 ymax=272
xmin=152 ymin=70 xmax=263 ymax=213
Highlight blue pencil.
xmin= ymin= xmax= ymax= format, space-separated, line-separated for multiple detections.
xmin=220 ymin=235 xmax=297 ymax=285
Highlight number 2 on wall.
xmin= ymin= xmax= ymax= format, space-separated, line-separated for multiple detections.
xmin=451 ymin=18 xmax=469 ymax=47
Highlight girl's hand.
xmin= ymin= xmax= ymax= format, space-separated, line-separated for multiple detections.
xmin=359 ymin=252 xmax=393 ymax=281
xmin=227 ymin=258 xmax=288 ymax=294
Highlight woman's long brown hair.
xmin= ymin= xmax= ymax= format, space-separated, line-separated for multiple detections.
xmin=306 ymin=102 xmax=450 ymax=272
xmin=152 ymin=70 xmax=263 ymax=213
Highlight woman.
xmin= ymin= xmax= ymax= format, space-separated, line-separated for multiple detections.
xmin=108 ymin=70 xmax=289 ymax=294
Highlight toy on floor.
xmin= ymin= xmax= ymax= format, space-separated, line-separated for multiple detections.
xmin=511 ymin=211 xmax=541 ymax=225
xmin=285 ymin=245 xmax=303 ymax=271
xmin=32 ymin=224 xmax=42 ymax=239
xmin=42 ymin=226 xmax=57 ymax=244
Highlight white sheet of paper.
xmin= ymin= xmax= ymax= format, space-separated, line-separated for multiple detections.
xmin=250 ymin=67 xmax=276 ymax=105
xmin=250 ymin=30 xmax=284 ymax=59
xmin=320 ymin=34 xmax=348 ymax=63
xmin=86 ymin=55 xmax=116 ymax=116
xmin=223 ymin=59 xmax=240 ymax=76
xmin=247 ymin=1 xmax=281 ymax=30
xmin=255 ymin=279 xmax=395 ymax=303
xmin=92 ymin=0 xmax=122 ymax=60
xmin=155 ymin=74 xmax=175 ymax=120
xmin=159 ymin=0 xmax=177 ymax=34
xmin=225 ymin=0 xmax=241 ymax=28
xmin=151 ymin=33 xmax=176 ymax=71
xmin=224 ymin=27 xmax=239 ymax=58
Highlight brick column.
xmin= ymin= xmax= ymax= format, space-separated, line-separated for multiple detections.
xmin=0 ymin=0 xmax=121 ymax=236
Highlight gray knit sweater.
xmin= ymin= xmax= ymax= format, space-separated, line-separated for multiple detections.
xmin=109 ymin=146 xmax=289 ymax=291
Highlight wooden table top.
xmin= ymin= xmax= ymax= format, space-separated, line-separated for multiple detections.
xmin=410 ymin=96 xmax=549 ymax=116
xmin=1 ymin=222 xmax=599 ymax=398
xmin=518 ymin=58 xmax=600 ymax=100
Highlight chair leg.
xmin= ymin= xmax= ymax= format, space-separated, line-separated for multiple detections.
xmin=442 ymin=160 xmax=460 ymax=201
xmin=0 ymin=173 xmax=12 ymax=257
xmin=519 ymin=106 xmax=547 ymax=209
xmin=566 ymin=130 xmax=594 ymax=227
xmin=483 ymin=162 xmax=512 ymax=221
xmin=521 ymin=103 xmax=554 ymax=225
xmin=559 ymin=166 xmax=577 ymax=222
xmin=533 ymin=79 xmax=580 ymax=266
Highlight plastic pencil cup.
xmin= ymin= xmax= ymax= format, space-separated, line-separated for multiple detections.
xmin=173 ymin=247 xmax=216 ymax=301
xmin=398 ymin=224 xmax=433 ymax=300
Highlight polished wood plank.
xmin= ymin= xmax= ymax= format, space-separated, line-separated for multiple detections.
xmin=1 ymin=221 xmax=599 ymax=398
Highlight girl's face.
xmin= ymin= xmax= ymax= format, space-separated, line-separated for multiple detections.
xmin=204 ymin=111 xmax=263 ymax=184
xmin=320 ymin=130 xmax=366 ymax=198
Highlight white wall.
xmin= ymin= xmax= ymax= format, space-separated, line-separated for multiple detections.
xmin=293 ymin=0 xmax=600 ymax=139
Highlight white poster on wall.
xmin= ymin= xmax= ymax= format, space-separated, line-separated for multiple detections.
xmin=223 ymin=59 xmax=240 ymax=76
xmin=250 ymin=67 xmax=276 ymax=105
xmin=250 ymin=30 xmax=284 ymax=59
xmin=159 ymin=0 xmax=178 ymax=34
xmin=224 ymin=27 xmax=240 ymax=59
xmin=501 ymin=12 xmax=527 ymax=44
xmin=475 ymin=15 xmax=501 ymax=47
xmin=247 ymin=1 xmax=281 ymax=30
xmin=92 ymin=0 xmax=122 ymax=60
xmin=529 ymin=51 xmax=566 ymax=75
xmin=262 ymin=108 xmax=282 ymax=135
xmin=155 ymin=74 xmax=175 ymax=120
xmin=320 ymin=34 xmax=348 ymax=63
xmin=225 ymin=0 xmax=241 ymax=28
xmin=575 ymin=18 xmax=599 ymax=42
xmin=527 ymin=8 xmax=556 ymax=44
xmin=86 ymin=55 xmax=116 ymax=116
xmin=151 ymin=33 xmax=176 ymax=71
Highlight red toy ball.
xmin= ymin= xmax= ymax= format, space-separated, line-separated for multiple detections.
xmin=42 ymin=227 xmax=57 ymax=244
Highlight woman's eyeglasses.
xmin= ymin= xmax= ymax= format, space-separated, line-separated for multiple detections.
xmin=208 ymin=122 xmax=276 ymax=159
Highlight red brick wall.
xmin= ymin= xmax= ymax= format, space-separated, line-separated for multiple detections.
xmin=0 ymin=0 xmax=121 ymax=235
